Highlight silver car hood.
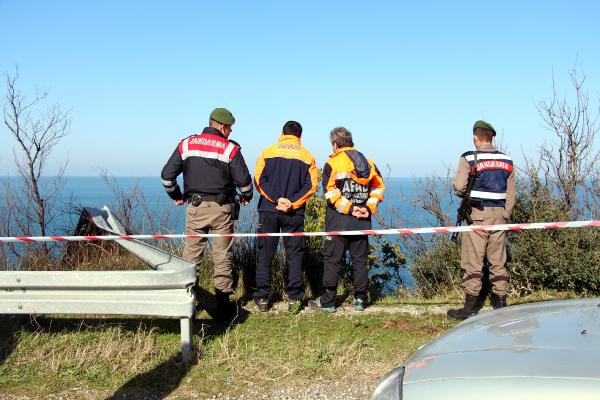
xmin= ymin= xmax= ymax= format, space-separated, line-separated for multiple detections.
xmin=404 ymin=298 xmax=600 ymax=385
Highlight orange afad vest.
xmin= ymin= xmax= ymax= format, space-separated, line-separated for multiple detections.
xmin=324 ymin=147 xmax=385 ymax=215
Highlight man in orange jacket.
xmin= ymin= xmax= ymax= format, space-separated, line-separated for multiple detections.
xmin=253 ymin=121 xmax=319 ymax=312
xmin=309 ymin=127 xmax=385 ymax=312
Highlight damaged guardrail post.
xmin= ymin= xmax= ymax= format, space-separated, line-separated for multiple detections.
xmin=0 ymin=206 xmax=197 ymax=363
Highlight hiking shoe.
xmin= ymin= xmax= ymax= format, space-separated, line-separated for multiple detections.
xmin=254 ymin=298 xmax=269 ymax=312
xmin=353 ymin=298 xmax=365 ymax=312
xmin=307 ymin=297 xmax=336 ymax=313
xmin=288 ymin=299 xmax=304 ymax=314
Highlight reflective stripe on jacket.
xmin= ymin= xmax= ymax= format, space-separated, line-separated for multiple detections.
xmin=161 ymin=127 xmax=253 ymax=200
xmin=461 ymin=149 xmax=513 ymax=206
xmin=254 ymin=135 xmax=318 ymax=215
xmin=322 ymin=147 xmax=385 ymax=230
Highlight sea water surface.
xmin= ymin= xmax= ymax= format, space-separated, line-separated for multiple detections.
xmin=1 ymin=176 xmax=457 ymax=289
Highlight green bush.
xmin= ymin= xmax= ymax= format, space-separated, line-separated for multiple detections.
xmin=409 ymin=237 xmax=461 ymax=298
xmin=508 ymin=189 xmax=600 ymax=295
xmin=406 ymin=180 xmax=600 ymax=298
xmin=302 ymin=193 xmax=327 ymax=297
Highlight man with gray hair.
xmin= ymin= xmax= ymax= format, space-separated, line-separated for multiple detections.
xmin=308 ymin=127 xmax=385 ymax=312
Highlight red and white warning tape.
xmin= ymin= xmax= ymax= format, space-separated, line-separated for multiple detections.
xmin=1 ymin=220 xmax=600 ymax=243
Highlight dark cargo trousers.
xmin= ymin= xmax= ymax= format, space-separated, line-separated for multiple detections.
xmin=254 ymin=212 xmax=306 ymax=301
xmin=320 ymin=235 xmax=369 ymax=308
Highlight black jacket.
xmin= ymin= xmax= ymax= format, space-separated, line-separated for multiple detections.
xmin=161 ymin=127 xmax=253 ymax=201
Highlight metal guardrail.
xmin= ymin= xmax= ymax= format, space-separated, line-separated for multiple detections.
xmin=0 ymin=206 xmax=197 ymax=362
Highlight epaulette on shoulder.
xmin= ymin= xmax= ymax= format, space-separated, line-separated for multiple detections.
xmin=461 ymin=150 xmax=474 ymax=158
xmin=229 ymin=139 xmax=241 ymax=149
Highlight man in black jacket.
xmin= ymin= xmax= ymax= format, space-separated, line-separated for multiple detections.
xmin=161 ymin=108 xmax=253 ymax=319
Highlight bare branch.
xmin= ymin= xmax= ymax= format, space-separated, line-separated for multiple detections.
xmin=534 ymin=64 xmax=600 ymax=218
xmin=2 ymin=68 xmax=70 ymax=261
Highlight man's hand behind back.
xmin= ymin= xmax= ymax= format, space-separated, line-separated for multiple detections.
xmin=352 ymin=206 xmax=369 ymax=219
xmin=276 ymin=197 xmax=292 ymax=213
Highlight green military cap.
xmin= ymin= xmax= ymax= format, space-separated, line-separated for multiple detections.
xmin=473 ymin=120 xmax=496 ymax=136
xmin=210 ymin=108 xmax=235 ymax=125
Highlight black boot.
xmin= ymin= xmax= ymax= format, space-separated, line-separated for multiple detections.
xmin=474 ymin=287 xmax=488 ymax=313
xmin=215 ymin=289 xmax=236 ymax=321
xmin=475 ymin=262 xmax=491 ymax=313
xmin=491 ymin=293 xmax=507 ymax=309
xmin=447 ymin=294 xmax=479 ymax=320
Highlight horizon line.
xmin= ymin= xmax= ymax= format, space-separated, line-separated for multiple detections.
xmin=1 ymin=175 xmax=432 ymax=179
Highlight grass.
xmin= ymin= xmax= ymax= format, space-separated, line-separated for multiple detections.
xmin=1 ymin=291 xmax=584 ymax=399
xmin=0 ymin=305 xmax=455 ymax=399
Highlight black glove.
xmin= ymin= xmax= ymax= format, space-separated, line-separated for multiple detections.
xmin=241 ymin=192 xmax=253 ymax=203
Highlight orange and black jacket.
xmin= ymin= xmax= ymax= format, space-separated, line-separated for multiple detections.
xmin=322 ymin=147 xmax=385 ymax=230
xmin=254 ymin=135 xmax=319 ymax=215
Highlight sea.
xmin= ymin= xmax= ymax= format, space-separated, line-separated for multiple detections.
xmin=0 ymin=176 xmax=458 ymax=290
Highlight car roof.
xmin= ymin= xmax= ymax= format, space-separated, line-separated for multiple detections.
xmin=403 ymin=298 xmax=600 ymax=383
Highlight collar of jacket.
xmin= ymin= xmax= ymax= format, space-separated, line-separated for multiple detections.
xmin=475 ymin=143 xmax=496 ymax=151
xmin=278 ymin=134 xmax=301 ymax=145
xmin=202 ymin=127 xmax=225 ymax=138
xmin=329 ymin=146 xmax=356 ymax=158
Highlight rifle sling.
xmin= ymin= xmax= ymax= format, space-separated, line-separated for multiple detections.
xmin=464 ymin=151 xmax=478 ymax=199
xmin=455 ymin=151 xmax=479 ymax=229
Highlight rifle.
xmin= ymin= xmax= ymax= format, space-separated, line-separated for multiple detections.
xmin=232 ymin=194 xmax=241 ymax=220
xmin=451 ymin=152 xmax=479 ymax=243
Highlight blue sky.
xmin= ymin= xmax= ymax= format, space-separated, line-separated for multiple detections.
xmin=1 ymin=1 xmax=599 ymax=177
